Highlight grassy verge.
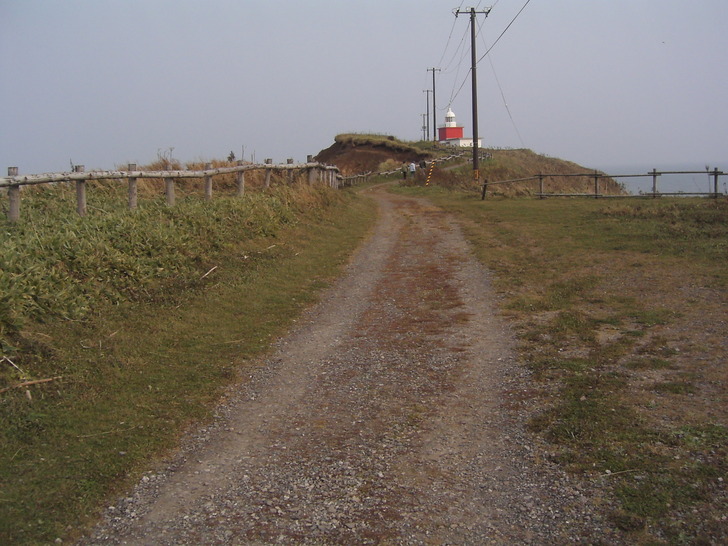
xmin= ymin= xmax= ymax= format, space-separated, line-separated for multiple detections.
xmin=0 ymin=183 xmax=377 ymax=544
xmin=398 ymin=187 xmax=727 ymax=544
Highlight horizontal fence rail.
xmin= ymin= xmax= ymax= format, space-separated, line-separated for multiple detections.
xmin=1 ymin=150 xmax=472 ymax=222
xmin=1 ymin=161 xmax=341 ymax=223
xmin=481 ymin=168 xmax=726 ymax=200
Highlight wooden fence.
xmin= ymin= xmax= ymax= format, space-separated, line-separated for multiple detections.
xmin=481 ymin=168 xmax=727 ymax=200
xmin=0 ymin=159 xmax=343 ymax=223
xmin=1 ymin=149 xmax=475 ymax=223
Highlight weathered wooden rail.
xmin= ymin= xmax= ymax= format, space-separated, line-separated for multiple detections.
xmin=1 ymin=150 xmax=472 ymax=222
xmin=1 ymin=160 xmax=342 ymax=223
xmin=481 ymin=168 xmax=726 ymax=200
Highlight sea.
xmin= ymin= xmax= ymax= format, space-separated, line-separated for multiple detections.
xmin=592 ymin=161 xmax=728 ymax=196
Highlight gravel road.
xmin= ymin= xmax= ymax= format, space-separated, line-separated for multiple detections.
xmin=80 ymin=186 xmax=623 ymax=544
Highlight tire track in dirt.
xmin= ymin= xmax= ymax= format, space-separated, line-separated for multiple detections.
xmin=82 ymin=186 xmax=620 ymax=544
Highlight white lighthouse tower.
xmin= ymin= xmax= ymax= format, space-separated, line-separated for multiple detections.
xmin=437 ymin=108 xmax=482 ymax=148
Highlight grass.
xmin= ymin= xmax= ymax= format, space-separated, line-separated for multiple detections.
xmin=0 ymin=180 xmax=377 ymax=544
xmin=396 ymin=187 xmax=728 ymax=543
xmin=333 ymin=133 xmax=432 ymax=157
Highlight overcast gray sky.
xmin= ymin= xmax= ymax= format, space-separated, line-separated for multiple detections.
xmin=1 ymin=0 xmax=727 ymax=174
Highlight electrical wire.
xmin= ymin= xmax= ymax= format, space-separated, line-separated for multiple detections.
xmin=475 ymin=13 xmax=526 ymax=147
xmin=487 ymin=52 xmax=526 ymax=147
xmin=477 ymin=0 xmax=532 ymax=64
xmin=447 ymin=0 xmax=532 ymax=106
xmin=441 ymin=21 xmax=471 ymax=74
xmin=436 ymin=12 xmax=460 ymax=69
xmin=436 ymin=0 xmax=467 ymax=70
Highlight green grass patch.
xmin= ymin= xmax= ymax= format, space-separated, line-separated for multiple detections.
xmin=0 ymin=183 xmax=377 ymax=544
xmin=625 ymin=357 xmax=673 ymax=370
xmin=652 ymin=381 xmax=696 ymax=395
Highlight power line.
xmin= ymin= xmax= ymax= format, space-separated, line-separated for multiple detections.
xmin=447 ymin=0 xmax=533 ymax=106
xmin=445 ymin=28 xmax=473 ymax=108
xmin=477 ymin=0 xmax=532 ymax=64
xmin=486 ymin=52 xmax=526 ymax=147
xmin=436 ymin=2 xmax=465 ymax=69
xmin=475 ymin=11 xmax=526 ymax=147
xmin=440 ymin=22 xmax=471 ymax=75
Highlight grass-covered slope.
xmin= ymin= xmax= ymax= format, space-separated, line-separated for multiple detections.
xmin=0 ymin=179 xmax=377 ymax=544
xmin=318 ymin=137 xmax=624 ymax=196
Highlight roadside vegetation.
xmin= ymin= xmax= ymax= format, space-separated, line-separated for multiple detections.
xmin=332 ymin=133 xmax=433 ymax=157
xmin=2 ymin=140 xmax=725 ymax=544
xmin=399 ymin=184 xmax=727 ymax=544
xmin=402 ymin=147 xmax=626 ymax=196
xmin=0 ymin=173 xmax=377 ymax=544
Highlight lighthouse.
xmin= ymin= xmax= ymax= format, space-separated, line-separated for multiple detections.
xmin=437 ymin=108 xmax=482 ymax=148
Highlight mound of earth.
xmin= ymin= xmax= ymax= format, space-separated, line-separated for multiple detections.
xmin=315 ymin=137 xmax=431 ymax=176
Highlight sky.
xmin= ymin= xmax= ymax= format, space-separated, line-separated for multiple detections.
xmin=1 ymin=0 xmax=727 ymax=175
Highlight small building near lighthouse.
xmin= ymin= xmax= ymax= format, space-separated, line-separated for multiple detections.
xmin=437 ymin=108 xmax=482 ymax=148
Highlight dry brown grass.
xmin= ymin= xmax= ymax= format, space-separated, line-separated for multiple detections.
xmin=405 ymin=191 xmax=728 ymax=544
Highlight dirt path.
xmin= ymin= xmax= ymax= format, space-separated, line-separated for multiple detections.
xmin=82 ymin=186 xmax=621 ymax=544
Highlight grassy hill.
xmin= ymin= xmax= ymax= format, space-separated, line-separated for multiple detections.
xmin=314 ymin=133 xmax=438 ymax=175
xmin=315 ymin=134 xmax=625 ymax=195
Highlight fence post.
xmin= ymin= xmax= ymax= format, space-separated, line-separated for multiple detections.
xmin=651 ymin=168 xmax=658 ymax=198
xmin=287 ymin=159 xmax=295 ymax=184
xmin=165 ymin=177 xmax=175 ymax=206
xmin=7 ymin=167 xmax=20 ymax=223
xmin=204 ymin=163 xmax=213 ymax=200
xmin=74 ymin=165 xmax=86 ymax=216
xmin=236 ymin=161 xmax=245 ymax=196
xmin=264 ymin=159 xmax=272 ymax=188
xmin=538 ymin=174 xmax=544 ymax=199
xmin=594 ymin=171 xmax=600 ymax=198
xmin=127 ymin=163 xmax=138 ymax=210
xmin=713 ymin=167 xmax=719 ymax=198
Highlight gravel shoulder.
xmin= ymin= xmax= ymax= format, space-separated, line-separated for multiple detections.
xmin=80 ymin=186 xmax=624 ymax=544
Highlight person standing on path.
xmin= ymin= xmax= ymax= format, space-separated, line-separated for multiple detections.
xmin=409 ymin=162 xmax=416 ymax=179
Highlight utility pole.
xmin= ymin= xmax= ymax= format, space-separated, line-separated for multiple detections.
xmin=427 ymin=67 xmax=441 ymax=141
xmin=422 ymin=89 xmax=432 ymax=140
xmin=455 ymin=6 xmax=491 ymax=182
xmin=421 ymin=114 xmax=428 ymax=141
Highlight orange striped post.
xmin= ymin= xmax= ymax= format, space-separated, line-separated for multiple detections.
xmin=425 ymin=160 xmax=437 ymax=186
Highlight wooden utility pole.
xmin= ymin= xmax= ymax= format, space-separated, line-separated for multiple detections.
xmin=423 ymin=89 xmax=432 ymax=140
xmin=427 ymin=67 xmax=441 ymax=141
xmin=455 ymin=7 xmax=491 ymax=182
